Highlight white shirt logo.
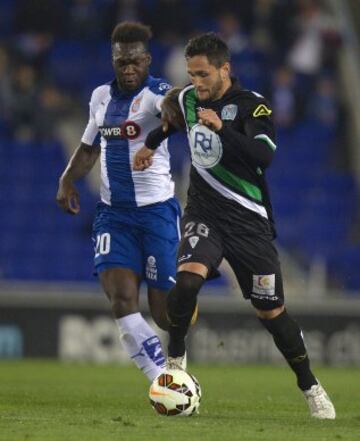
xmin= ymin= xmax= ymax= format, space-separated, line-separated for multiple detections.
xmin=189 ymin=124 xmax=223 ymax=169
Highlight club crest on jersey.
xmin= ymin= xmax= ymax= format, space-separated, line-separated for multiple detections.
xmin=221 ymin=104 xmax=238 ymax=121
xmin=253 ymin=104 xmax=272 ymax=118
xmin=131 ymin=96 xmax=142 ymax=113
xmin=189 ymin=124 xmax=223 ymax=169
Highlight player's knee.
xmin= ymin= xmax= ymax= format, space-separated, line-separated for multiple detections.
xmin=176 ymin=271 xmax=205 ymax=300
xmin=100 ymin=269 xmax=139 ymax=316
xmin=254 ymin=304 xmax=285 ymax=320
xmin=250 ymin=297 xmax=284 ymax=316
xmin=105 ymin=288 xmax=138 ymax=317
xmin=167 ymin=271 xmax=204 ymax=327
xmin=111 ymin=298 xmax=138 ymax=317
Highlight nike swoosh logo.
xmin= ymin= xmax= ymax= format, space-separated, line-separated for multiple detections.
xmin=168 ymin=276 xmax=176 ymax=284
xmin=150 ymin=386 xmax=168 ymax=397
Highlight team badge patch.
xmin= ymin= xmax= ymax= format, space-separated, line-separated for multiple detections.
xmin=253 ymin=104 xmax=272 ymax=117
xmin=252 ymin=274 xmax=275 ymax=297
xmin=146 ymin=256 xmax=158 ymax=281
xmin=131 ymin=96 xmax=142 ymax=113
xmin=221 ymin=104 xmax=238 ymax=121
xmin=189 ymin=124 xmax=223 ymax=169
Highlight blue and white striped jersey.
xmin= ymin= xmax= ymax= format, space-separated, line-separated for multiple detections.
xmin=82 ymin=76 xmax=174 ymax=207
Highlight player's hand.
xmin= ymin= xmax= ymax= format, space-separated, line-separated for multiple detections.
xmin=161 ymin=87 xmax=185 ymax=132
xmin=161 ymin=118 xmax=170 ymax=132
xmin=133 ymin=145 xmax=155 ymax=171
xmin=56 ymin=179 xmax=80 ymax=215
xmin=197 ymin=109 xmax=223 ymax=132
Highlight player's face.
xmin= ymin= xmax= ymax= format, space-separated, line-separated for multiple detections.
xmin=187 ymin=55 xmax=230 ymax=101
xmin=112 ymin=42 xmax=151 ymax=91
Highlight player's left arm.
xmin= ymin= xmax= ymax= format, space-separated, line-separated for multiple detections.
xmin=213 ymin=101 xmax=276 ymax=169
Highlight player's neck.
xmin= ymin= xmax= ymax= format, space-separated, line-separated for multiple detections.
xmin=213 ymin=77 xmax=232 ymax=101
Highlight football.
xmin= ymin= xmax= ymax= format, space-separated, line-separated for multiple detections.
xmin=149 ymin=369 xmax=202 ymax=416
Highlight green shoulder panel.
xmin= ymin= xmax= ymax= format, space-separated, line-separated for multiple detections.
xmin=181 ymin=87 xmax=197 ymax=129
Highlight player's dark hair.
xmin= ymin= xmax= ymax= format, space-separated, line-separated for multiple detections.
xmin=111 ymin=22 xmax=152 ymax=50
xmin=185 ymin=32 xmax=230 ymax=68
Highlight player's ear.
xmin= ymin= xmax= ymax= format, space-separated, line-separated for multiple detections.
xmin=220 ymin=62 xmax=230 ymax=80
xmin=146 ymin=53 xmax=152 ymax=66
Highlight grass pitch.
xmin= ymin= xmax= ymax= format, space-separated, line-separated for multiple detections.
xmin=0 ymin=361 xmax=359 ymax=441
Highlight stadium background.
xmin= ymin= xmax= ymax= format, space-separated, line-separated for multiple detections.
xmin=0 ymin=0 xmax=360 ymax=366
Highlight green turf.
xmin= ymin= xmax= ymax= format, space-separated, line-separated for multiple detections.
xmin=0 ymin=361 xmax=359 ymax=441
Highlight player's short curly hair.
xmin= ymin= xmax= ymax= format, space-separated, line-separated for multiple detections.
xmin=185 ymin=32 xmax=230 ymax=68
xmin=111 ymin=22 xmax=152 ymax=49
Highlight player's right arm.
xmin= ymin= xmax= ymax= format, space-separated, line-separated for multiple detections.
xmin=57 ymin=142 xmax=100 ymax=214
xmin=57 ymin=88 xmax=101 ymax=214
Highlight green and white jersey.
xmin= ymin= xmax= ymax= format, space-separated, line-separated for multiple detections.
xmin=178 ymin=81 xmax=277 ymax=236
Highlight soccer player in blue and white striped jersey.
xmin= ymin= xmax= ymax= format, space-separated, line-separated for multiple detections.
xmin=57 ymin=22 xmax=180 ymax=381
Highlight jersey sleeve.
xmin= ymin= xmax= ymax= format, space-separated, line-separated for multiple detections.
xmin=145 ymin=123 xmax=178 ymax=150
xmin=81 ymin=90 xmax=101 ymax=146
xmin=217 ymin=94 xmax=276 ymax=169
xmin=242 ymin=95 xmax=277 ymax=153
xmin=146 ymin=80 xmax=172 ymax=115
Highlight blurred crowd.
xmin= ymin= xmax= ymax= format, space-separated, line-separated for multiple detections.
xmin=0 ymin=0 xmax=342 ymax=143
xmin=3 ymin=0 xmax=360 ymax=289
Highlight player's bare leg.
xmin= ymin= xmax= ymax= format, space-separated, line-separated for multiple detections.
xmin=256 ymin=305 xmax=335 ymax=419
xmin=100 ymin=268 xmax=166 ymax=381
xmin=100 ymin=268 xmax=140 ymax=317
xmin=147 ymin=287 xmax=169 ymax=331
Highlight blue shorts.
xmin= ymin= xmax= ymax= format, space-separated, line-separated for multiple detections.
xmin=92 ymin=198 xmax=181 ymax=290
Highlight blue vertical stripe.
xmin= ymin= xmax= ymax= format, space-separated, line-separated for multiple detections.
xmin=103 ymin=93 xmax=136 ymax=207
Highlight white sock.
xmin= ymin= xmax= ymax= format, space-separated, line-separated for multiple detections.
xmin=116 ymin=312 xmax=165 ymax=382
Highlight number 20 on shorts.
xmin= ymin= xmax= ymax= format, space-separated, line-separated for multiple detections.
xmin=95 ymin=233 xmax=111 ymax=257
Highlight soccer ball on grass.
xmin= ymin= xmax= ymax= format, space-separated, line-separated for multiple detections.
xmin=149 ymin=369 xmax=201 ymax=416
